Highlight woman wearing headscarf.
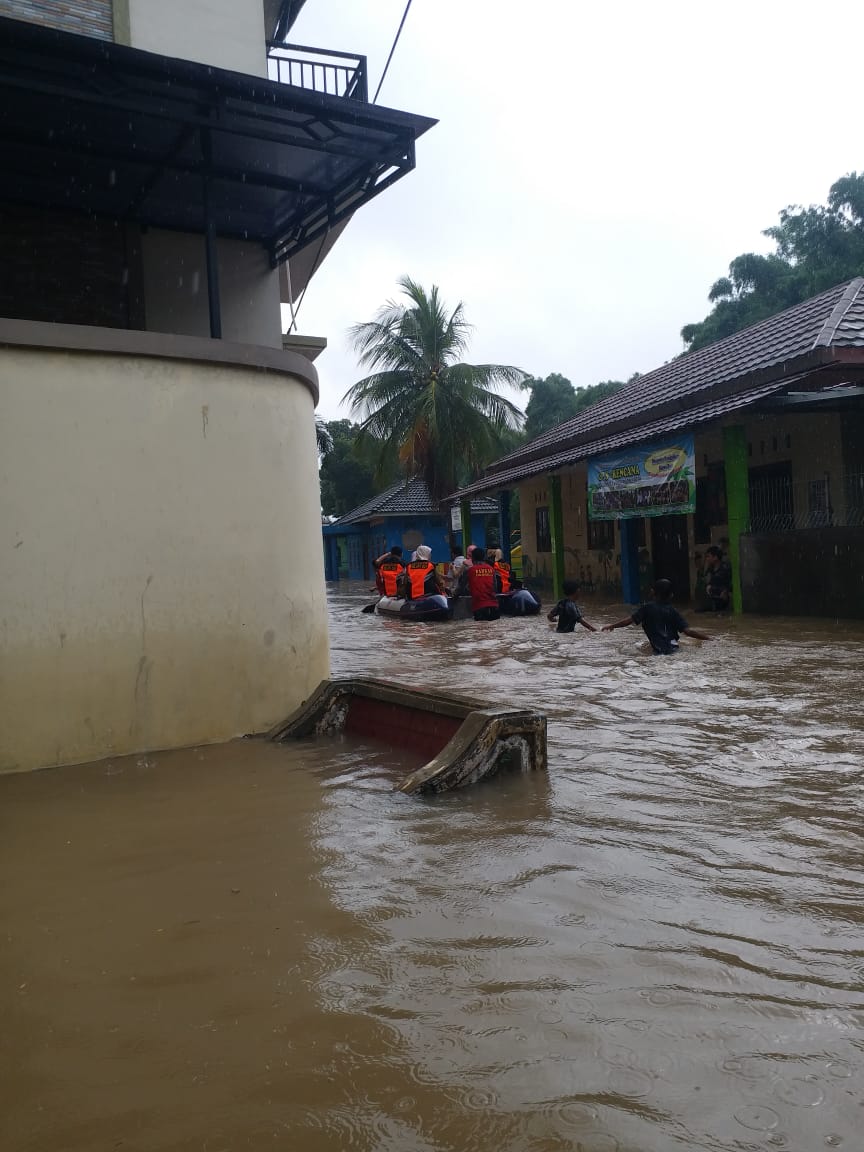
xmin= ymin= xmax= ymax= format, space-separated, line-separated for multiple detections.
xmin=404 ymin=544 xmax=443 ymax=600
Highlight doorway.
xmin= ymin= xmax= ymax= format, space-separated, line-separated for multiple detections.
xmin=650 ymin=515 xmax=690 ymax=601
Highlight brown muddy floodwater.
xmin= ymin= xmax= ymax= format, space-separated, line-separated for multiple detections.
xmin=2 ymin=586 xmax=864 ymax=1152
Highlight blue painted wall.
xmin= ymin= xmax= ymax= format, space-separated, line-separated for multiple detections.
xmin=322 ymin=515 xmax=490 ymax=582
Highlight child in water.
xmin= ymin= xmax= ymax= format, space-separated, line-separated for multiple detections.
xmin=547 ymin=580 xmax=598 ymax=634
xmin=602 ymin=578 xmax=712 ymax=654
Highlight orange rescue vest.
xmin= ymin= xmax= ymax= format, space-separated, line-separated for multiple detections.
xmin=407 ymin=560 xmax=435 ymax=599
xmin=378 ymin=561 xmax=403 ymax=597
xmin=494 ymin=561 xmax=511 ymax=593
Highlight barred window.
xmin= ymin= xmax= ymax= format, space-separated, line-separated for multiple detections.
xmin=587 ymin=512 xmax=614 ymax=550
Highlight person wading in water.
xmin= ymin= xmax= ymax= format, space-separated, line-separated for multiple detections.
xmin=602 ymin=578 xmax=713 ymax=654
xmin=547 ymin=580 xmax=598 ymax=634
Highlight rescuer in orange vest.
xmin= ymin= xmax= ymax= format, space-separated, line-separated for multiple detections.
xmin=490 ymin=548 xmax=512 ymax=593
xmin=372 ymin=545 xmax=405 ymax=597
xmin=404 ymin=544 xmax=443 ymax=600
xmin=456 ymin=546 xmax=500 ymax=621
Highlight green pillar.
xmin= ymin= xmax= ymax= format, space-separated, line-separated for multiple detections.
xmin=549 ymin=475 xmax=565 ymax=601
xmin=460 ymin=498 xmax=473 ymax=554
xmin=723 ymin=425 xmax=750 ymax=614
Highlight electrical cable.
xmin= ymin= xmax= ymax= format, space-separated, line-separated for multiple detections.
xmin=373 ymin=0 xmax=413 ymax=104
xmin=286 ymin=227 xmax=329 ymax=332
xmin=290 ymin=0 xmax=414 ymax=330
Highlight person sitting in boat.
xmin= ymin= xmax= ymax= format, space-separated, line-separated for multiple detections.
xmin=404 ymin=545 xmax=443 ymax=600
xmin=456 ymin=546 xmax=500 ymax=621
xmin=446 ymin=545 xmax=467 ymax=595
xmin=373 ymin=545 xmax=405 ymax=598
xmin=490 ymin=548 xmax=513 ymax=593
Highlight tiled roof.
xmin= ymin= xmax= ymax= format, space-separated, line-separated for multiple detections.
xmin=337 ymin=477 xmax=497 ymax=525
xmin=453 ymin=377 xmax=800 ymax=498
xmin=456 ymin=277 xmax=864 ymax=496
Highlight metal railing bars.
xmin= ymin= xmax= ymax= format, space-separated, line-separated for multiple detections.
xmin=267 ymin=43 xmax=368 ymax=102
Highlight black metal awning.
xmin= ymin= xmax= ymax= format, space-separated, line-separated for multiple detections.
xmin=0 ymin=16 xmax=435 ymax=269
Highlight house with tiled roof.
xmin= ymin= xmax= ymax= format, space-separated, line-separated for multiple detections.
xmin=452 ymin=279 xmax=864 ymax=617
xmin=323 ymin=477 xmax=498 ymax=582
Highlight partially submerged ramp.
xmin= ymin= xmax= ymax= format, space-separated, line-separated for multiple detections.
xmin=267 ymin=678 xmax=547 ymax=795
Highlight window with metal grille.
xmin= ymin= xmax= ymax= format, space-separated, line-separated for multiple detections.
xmin=749 ymin=464 xmax=794 ymax=532
xmin=587 ymin=513 xmax=614 ymax=550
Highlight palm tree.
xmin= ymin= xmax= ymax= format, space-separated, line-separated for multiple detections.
xmin=342 ymin=277 xmax=526 ymax=501
xmin=315 ymin=415 xmax=333 ymax=458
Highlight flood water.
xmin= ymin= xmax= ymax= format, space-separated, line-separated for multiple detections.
xmin=2 ymin=586 xmax=864 ymax=1151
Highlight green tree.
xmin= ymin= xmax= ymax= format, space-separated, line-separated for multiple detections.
xmin=682 ymin=172 xmax=864 ymax=351
xmin=523 ymin=373 xmax=579 ymax=439
xmin=343 ymin=277 xmax=526 ymax=501
xmin=572 ymin=378 xmax=626 ymax=414
xmin=315 ymin=415 xmax=333 ymax=457
xmin=523 ymin=374 xmax=626 ymax=440
xmin=318 ymin=419 xmax=397 ymax=518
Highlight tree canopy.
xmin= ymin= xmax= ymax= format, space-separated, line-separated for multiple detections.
xmin=681 ymin=171 xmax=864 ymax=351
xmin=318 ymin=419 xmax=399 ymax=518
xmin=522 ymin=374 xmax=625 ymax=440
xmin=342 ymin=277 xmax=526 ymax=501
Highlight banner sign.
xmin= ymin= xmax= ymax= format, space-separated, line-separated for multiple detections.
xmin=587 ymin=434 xmax=695 ymax=520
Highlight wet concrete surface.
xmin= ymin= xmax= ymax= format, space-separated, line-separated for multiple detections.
xmin=2 ymin=585 xmax=863 ymax=1150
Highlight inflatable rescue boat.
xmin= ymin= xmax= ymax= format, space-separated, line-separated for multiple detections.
xmin=497 ymin=589 xmax=542 ymax=616
xmin=376 ymin=593 xmax=454 ymax=622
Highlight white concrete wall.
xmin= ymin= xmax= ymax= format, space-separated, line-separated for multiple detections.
xmin=141 ymin=230 xmax=283 ymax=349
xmin=0 ymin=346 xmax=328 ymax=773
xmin=125 ymin=0 xmax=267 ymax=76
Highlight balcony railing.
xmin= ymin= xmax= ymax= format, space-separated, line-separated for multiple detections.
xmin=267 ymin=43 xmax=368 ymax=102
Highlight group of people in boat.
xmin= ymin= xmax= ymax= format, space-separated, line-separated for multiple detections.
xmin=373 ymin=543 xmax=523 ymax=622
xmin=373 ymin=544 xmax=716 ymax=653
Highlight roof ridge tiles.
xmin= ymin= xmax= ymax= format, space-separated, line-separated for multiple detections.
xmin=812 ymin=277 xmax=864 ymax=348
xmin=336 ymin=475 xmax=496 ymax=524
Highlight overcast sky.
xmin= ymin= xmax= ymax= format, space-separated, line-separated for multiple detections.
xmin=286 ymin=0 xmax=864 ymax=422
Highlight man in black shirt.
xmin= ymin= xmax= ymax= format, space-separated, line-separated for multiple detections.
xmin=602 ymin=579 xmax=713 ymax=654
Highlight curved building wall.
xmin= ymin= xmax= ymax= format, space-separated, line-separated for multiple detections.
xmin=0 ymin=324 xmax=329 ymax=772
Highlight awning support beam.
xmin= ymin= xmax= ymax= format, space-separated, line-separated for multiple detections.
xmin=201 ymin=129 xmax=222 ymax=340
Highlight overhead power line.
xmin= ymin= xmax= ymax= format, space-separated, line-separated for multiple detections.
xmin=289 ymin=0 xmax=415 ymax=332
xmin=373 ymin=0 xmax=413 ymax=104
